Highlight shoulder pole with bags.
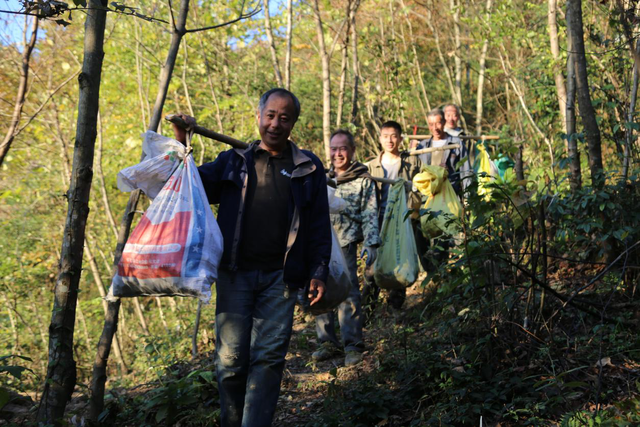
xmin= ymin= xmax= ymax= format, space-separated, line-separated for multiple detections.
xmin=168 ymin=115 xmax=401 ymax=186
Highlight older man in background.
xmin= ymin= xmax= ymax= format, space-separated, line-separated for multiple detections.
xmin=312 ymin=129 xmax=380 ymax=367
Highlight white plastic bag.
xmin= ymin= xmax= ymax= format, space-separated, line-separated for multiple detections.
xmin=305 ymin=187 xmax=351 ymax=315
xmin=117 ymin=131 xmax=186 ymax=200
xmin=327 ymin=185 xmax=347 ymax=214
xmin=108 ymin=133 xmax=223 ymax=303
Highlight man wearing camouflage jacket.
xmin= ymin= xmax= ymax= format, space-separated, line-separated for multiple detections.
xmin=312 ymin=129 xmax=380 ymax=367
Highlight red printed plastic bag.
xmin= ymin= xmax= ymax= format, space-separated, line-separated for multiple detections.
xmin=107 ymin=134 xmax=222 ymax=302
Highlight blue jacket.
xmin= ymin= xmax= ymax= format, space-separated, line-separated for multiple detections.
xmin=198 ymin=141 xmax=331 ymax=289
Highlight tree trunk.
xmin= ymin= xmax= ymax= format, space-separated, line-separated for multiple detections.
xmin=422 ymin=3 xmax=457 ymax=105
xmin=312 ymin=0 xmax=332 ymax=162
xmin=567 ymin=0 xmax=603 ymax=184
xmin=476 ymin=0 xmax=493 ymax=134
xmin=349 ymin=0 xmax=360 ymax=125
xmin=84 ymin=238 xmax=128 ymax=374
xmin=94 ymin=241 xmax=150 ymax=334
xmin=38 ymin=1 xmax=108 ymax=423
xmin=148 ymin=0 xmax=189 ymax=133
xmin=192 ymin=5 xmax=224 ymax=133
xmin=336 ymin=36 xmax=349 ymax=128
xmin=399 ymin=0 xmax=431 ymax=114
xmin=134 ymin=21 xmax=149 ymax=129
xmin=285 ymin=0 xmax=293 ymax=90
xmin=336 ymin=1 xmax=353 ymax=128
xmin=548 ymin=0 xmax=568 ymax=134
xmin=192 ymin=301 xmax=203 ymax=360
xmin=96 ymin=112 xmax=119 ymax=238
xmin=450 ymin=0 xmax=463 ymax=105
xmin=89 ymin=0 xmax=191 ymax=421
xmin=515 ymin=144 xmax=525 ymax=181
xmin=623 ymin=45 xmax=640 ymax=181
xmin=181 ymin=42 xmax=207 ymax=164
xmin=89 ymin=194 xmax=141 ymax=422
xmin=499 ymin=49 xmax=556 ymax=175
xmin=565 ymin=13 xmax=582 ymax=192
xmin=264 ymin=0 xmax=284 ymax=86
xmin=0 ymin=15 xmax=38 ymax=169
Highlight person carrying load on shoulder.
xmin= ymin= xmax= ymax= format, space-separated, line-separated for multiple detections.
xmin=312 ymin=129 xmax=380 ymax=367
xmin=172 ymin=88 xmax=331 ymax=427
xmin=415 ymin=108 xmax=473 ymax=196
xmin=366 ymin=120 xmax=422 ymax=310
xmin=413 ymin=108 xmax=472 ymax=276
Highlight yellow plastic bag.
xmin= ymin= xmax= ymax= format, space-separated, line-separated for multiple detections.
xmin=475 ymin=143 xmax=499 ymax=201
xmin=373 ymin=180 xmax=420 ymax=290
xmin=413 ymin=166 xmax=462 ymax=239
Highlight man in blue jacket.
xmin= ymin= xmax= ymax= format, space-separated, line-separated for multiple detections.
xmin=173 ymin=88 xmax=331 ymax=427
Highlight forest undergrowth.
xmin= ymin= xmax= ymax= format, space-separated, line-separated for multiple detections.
xmin=2 ymin=173 xmax=639 ymax=426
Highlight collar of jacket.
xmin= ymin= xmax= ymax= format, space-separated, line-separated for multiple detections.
xmin=233 ymin=140 xmax=316 ymax=178
xmin=370 ymin=150 xmax=411 ymax=169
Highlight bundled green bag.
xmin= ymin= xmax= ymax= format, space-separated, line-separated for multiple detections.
xmin=413 ymin=166 xmax=462 ymax=239
xmin=373 ymin=180 xmax=420 ymax=290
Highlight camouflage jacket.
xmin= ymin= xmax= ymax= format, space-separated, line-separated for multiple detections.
xmin=331 ymin=176 xmax=381 ymax=248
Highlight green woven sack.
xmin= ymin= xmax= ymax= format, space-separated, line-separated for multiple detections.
xmin=373 ymin=180 xmax=420 ymax=290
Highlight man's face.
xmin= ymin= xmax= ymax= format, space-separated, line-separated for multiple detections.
xmin=444 ymin=106 xmax=460 ymax=129
xmin=379 ymin=127 xmax=401 ymax=155
xmin=428 ymin=115 xmax=446 ymax=140
xmin=330 ymin=134 xmax=355 ymax=171
xmin=257 ymin=94 xmax=296 ymax=148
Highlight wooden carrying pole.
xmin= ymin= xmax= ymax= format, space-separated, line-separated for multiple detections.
xmin=406 ymin=134 xmax=500 ymax=141
xmin=408 ymin=144 xmax=460 ymax=156
xmin=166 ymin=114 xmax=248 ymax=149
xmin=167 ymin=115 xmax=423 ymax=186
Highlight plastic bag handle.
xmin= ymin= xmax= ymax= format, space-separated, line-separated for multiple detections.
xmin=185 ymin=129 xmax=194 ymax=156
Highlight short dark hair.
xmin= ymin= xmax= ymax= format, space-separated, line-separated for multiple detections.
xmin=380 ymin=120 xmax=402 ymax=135
xmin=427 ymin=108 xmax=445 ymax=122
xmin=443 ymin=103 xmax=461 ymax=115
xmin=330 ymin=129 xmax=355 ymax=148
xmin=258 ymin=88 xmax=301 ymax=121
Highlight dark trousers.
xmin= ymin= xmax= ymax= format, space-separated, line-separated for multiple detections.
xmin=215 ymin=268 xmax=296 ymax=427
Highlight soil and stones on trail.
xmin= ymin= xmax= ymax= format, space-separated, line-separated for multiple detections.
xmin=274 ymin=282 xmax=429 ymax=426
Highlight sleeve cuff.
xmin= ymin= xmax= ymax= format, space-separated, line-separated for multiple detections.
xmin=311 ymin=264 xmax=329 ymax=283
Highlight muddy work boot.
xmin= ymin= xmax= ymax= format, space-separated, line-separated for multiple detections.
xmin=311 ymin=342 xmax=341 ymax=362
xmin=344 ymin=351 xmax=363 ymax=367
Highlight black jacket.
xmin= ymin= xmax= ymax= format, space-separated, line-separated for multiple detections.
xmin=198 ymin=141 xmax=331 ymax=288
